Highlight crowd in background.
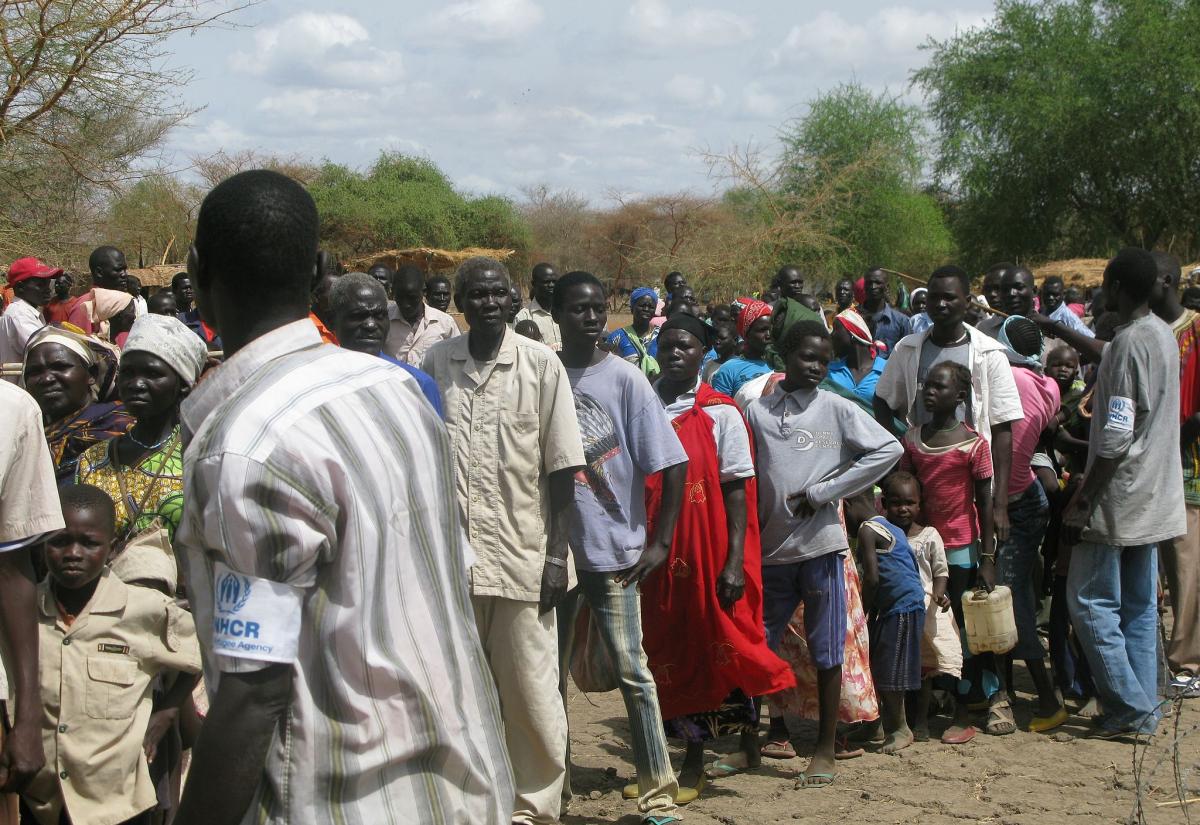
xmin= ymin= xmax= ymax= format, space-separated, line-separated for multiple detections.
xmin=0 ymin=168 xmax=1196 ymax=825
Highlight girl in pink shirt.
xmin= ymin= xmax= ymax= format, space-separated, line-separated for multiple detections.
xmin=900 ymin=360 xmax=997 ymax=743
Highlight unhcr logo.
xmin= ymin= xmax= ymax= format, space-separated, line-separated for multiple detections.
xmin=216 ymin=571 xmax=253 ymax=615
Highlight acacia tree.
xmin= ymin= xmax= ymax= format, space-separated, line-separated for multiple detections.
xmin=0 ymin=0 xmax=247 ymax=263
xmin=916 ymin=0 xmax=1200 ymax=267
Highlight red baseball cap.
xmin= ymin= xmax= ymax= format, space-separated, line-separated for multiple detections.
xmin=7 ymin=257 xmax=63 ymax=285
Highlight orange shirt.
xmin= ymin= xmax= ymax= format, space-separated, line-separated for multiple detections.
xmin=309 ymin=312 xmax=338 ymax=345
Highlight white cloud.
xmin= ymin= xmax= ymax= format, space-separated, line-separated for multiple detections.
xmin=773 ymin=6 xmax=988 ymax=67
xmin=664 ymin=74 xmax=726 ymax=108
xmin=425 ymin=0 xmax=544 ymax=43
xmin=231 ymin=12 xmax=403 ymax=89
xmin=742 ymin=82 xmax=781 ymax=117
xmin=627 ymin=0 xmax=753 ymax=47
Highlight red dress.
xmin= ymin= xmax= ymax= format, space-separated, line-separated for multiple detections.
xmin=643 ymin=383 xmax=795 ymax=720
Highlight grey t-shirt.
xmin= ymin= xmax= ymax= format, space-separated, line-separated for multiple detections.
xmin=747 ymin=386 xmax=902 ymax=565
xmin=1083 ymin=313 xmax=1187 ymax=545
xmin=975 ymin=315 xmax=1004 ymax=339
xmin=914 ymin=337 xmax=973 ymax=427
xmin=566 ymin=354 xmax=688 ymax=572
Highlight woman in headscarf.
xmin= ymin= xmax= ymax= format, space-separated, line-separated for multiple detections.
xmin=22 ymin=326 xmax=129 ymax=483
xmin=909 ymin=288 xmax=933 ymax=334
xmin=710 ymin=298 xmax=774 ymax=398
xmin=91 ymin=286 xmax=135 ymax=345
xmin=75 ymin=314 xmax=206 ymax=545
xmin=827 ymin=308 xmax=887 ymax=404
xmin=607 ymin=287 xmax=661 ymax=376
xmin=642 ymin=314 xmax=794 ymax=793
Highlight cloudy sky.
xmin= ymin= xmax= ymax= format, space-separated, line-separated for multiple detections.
xmin=165 ymin=0 xmax=992 ymax=200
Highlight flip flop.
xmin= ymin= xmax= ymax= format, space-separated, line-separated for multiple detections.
xmin=761 ymin=739 xmax=797 ymax=759
xmin=1028 ymin=706 xmax=1069 ymax=733
xmin=796 ymin=772 xmax=836 ymax=789
xmin=642 ymin=817 xmax=682 ymax=825
xmin=706 ymin=752 xmax=752 ymax=778
xmin=941 ymin=724 xmax=977 ymax=745
xmin=834 ymin=734 xmax=864 ymax=760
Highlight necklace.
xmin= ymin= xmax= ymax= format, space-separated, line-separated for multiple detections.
xmin=936 ymin=419 xmax=962 ymax=432
xmin=127 ymin=427 xmax=174 ymax=451
xmin=934 ymin=329 xmax=969 ymax=347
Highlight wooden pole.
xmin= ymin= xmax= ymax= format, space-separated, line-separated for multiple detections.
xmin=878 ymin=267 xmax=1009 ymax=317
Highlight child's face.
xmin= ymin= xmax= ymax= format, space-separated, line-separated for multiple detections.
xmin=783 ymin=335 xmax=831 ymax=391
xmin=45 ymin=507 xmax=113 ymax=590
xmin=885 ymin=482 xmax=921 ymax=528
xmin=921 ymin=365 xmax=964 ymax=415
xmin=1046 ymin=349 xmax=1079 ymax=392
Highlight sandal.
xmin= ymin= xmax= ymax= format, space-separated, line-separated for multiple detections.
xmin=796 ymin=772 xmax=836 ymax=789
xmin=706 ymin=752 xmax=752 ymax=778
xmin=834 ymin=734 xmax=864 ymax=760
xmin=761 ymin=739 xmax=797 ymax=759
xmin=986 ymin=698 xmax=1017 ymax=736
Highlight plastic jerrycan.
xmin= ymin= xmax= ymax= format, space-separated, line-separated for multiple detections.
xmin=961 ymin=585 xmax=1018 ymax=655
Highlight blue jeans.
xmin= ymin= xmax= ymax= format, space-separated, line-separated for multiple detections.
xmin=576 ymin=570 xmax=678 ymax=816
xmin=1067 ymin=542 xmax=1161 ymax=733
xmin=996 ymin=481 xmax=1050 ymax=661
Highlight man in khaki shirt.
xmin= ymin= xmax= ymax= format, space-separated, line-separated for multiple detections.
xmin=423 ymin=257 xmax=583 ymax=825
xmin=26 ymin=485 xmax=200 ymax=825
xmin=385 ymin=265 xmax=460 ymax=365
xmin=513 ymin=263 xmax=562 ymax=351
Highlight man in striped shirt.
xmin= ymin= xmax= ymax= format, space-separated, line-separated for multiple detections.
xmin=173 ymin=170 xmax=513 ymax=825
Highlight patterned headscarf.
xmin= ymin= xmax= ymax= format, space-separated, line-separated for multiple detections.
xmin=122 ymin=313 xmax=207 ymax=386
xmin=735 ymin=298 xmax=772 ymax=338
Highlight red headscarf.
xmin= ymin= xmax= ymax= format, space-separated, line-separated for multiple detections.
xmin=735 ymin=298 xmax=772 ymax=338
xmin=835 ymin=308 xmax=880 ymax=357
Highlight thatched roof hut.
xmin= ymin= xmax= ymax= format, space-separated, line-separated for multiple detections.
xmin=128 ymin=264 xmax=186 ymax=289
xmin=1032 ymin=257 xmax=1195 ymax=289
xmin=344 ymin=247 xmax=514 ymax=274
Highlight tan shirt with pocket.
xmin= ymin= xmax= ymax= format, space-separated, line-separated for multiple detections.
xmin=23 ymin=570 xmax=200 ymax=825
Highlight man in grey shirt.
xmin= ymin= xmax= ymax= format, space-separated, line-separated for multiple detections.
xmin=746 ymin=320 xmax=900 ymax=787
xmin=1063 ymin=247 xmax=1186 ymax=737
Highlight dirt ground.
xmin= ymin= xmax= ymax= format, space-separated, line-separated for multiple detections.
xmin=562 ymin=679 xmax=1200 ymax=825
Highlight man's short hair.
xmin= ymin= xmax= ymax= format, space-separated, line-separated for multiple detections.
xmin=171 ymin=272 xmax=189 ymax=290
xmin=426 ymin=273 xmax=451 ymax=289
xmin=329 ymin=272 xmax=384 ymax=321
xmin=1105 ymin=247 xmax=1158 ymax=303
xmin=1041 ymin=275 xmax=1065 ymax=290
xmin=1152 ymin=251 xmax=1182 ymax=288
xmin=552 ymin=271 xmax=605 ymax=312
xmin=777 ymin=319 xmax=829 ymax=359
xmin=928 ymin=265 xmax=970 ymax=295
xmin=393 ymin=264 xmax=424 ymax=294
xmin=194 ymin=169 xmax=319 ymax=307
xmin=59 ymin=483 xmax=117 ymax=534
xmin=88 ymin=245 xmax=121 ymax=273
xmin=454 ymin=256 xmax=510 ymax=297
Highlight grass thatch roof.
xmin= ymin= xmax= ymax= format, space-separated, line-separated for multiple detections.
xmin=1033 ymin=257 xmax=1195 ymax=289
xmin=344 ymin=247 xmax=514 ymax=274
xmin=128 ymin=264 xmax=186 ymax=288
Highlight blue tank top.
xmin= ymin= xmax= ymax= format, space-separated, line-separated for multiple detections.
xmin=865 ymin=517 xmax=927 ymax=618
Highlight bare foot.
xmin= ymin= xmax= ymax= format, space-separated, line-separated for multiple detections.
xmin=912 ymin=723 xmax=930 ymax=743
xmin=1077 ymin=697 xmax=1102 ymax=718
xmin=880 ymin=727 xmax=914 ymax=754
xmin=803 ymin=752 xmax=837 ymax=782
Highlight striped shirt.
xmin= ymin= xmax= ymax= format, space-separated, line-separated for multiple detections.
xmin=176 ymin=320 xmax=513 ymax=824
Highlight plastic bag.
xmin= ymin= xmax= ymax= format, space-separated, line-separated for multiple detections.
xmin=569 ymin=603 xmax=618 ymax=693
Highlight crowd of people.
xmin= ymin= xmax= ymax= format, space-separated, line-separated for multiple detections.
xmin=0 ymin=168 xmax=1196 ymax=825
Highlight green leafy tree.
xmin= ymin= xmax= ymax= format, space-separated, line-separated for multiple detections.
xmin=308 ymin=152 xmax=530 ymax=261
xmin=776 ymin=82 xmax=954 ymax=282
xmin=915 ymin=0 xmax=1200 ymax=268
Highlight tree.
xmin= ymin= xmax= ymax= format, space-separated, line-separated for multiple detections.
xmin=775 ymin=82 xmax=954 ymax=281
xmin=915 ymin=0 xmax=1200 ymax=268
xmin=104 ymin=174 xmax=200 ymax=267
xmin=0 ymin=0 xmax=247 ymax=263
xmin=307 ymin=152 xmax=530 ymax=262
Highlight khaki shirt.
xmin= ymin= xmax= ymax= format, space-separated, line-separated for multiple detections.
xmin=513 ymin=300 xmax=562 ymax=351
xmin=385 ymin=303 xmax=460 ymax=366
xmin=24 ymin=570 xmax=200 ymax=825
xmin=423 ymin=329 xmax=584 ymax=601
xmin=0 ymin=382 xmax=65 ymax=544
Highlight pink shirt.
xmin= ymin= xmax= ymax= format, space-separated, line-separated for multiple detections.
xmin=1008 ymin=367 xmax=1060 ymax=496
xmin=901 ymin=426 xmax=993 ymax=547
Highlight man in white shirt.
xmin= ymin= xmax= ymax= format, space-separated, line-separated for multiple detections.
xmin=0 ymin=258 xmax=59 ymax=373
xmin=1040 ymin=275 xmax=1094 ymax=338
xmin=385 ymin=264 xmax=459 ymax=365
xmin=514 ymin=262 xmax=562 ymax=350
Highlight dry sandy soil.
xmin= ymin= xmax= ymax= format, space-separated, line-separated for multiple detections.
xmin=561 ymin=682 xmax=1200 ymax=825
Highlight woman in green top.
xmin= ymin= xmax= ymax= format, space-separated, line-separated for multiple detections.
xmin=606 ymin=286 xmax=661 ymax=376
xmin=76 ymin=314 xmax=207 ymax=544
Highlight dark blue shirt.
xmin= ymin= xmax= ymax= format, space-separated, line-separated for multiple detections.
xmin=379 ymin=353 xmax=444 ymax=419
xmin=866 ymin=304 xmax=911 ymax=357
xmin=865 ymin=517 xmax=926 ymax=618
